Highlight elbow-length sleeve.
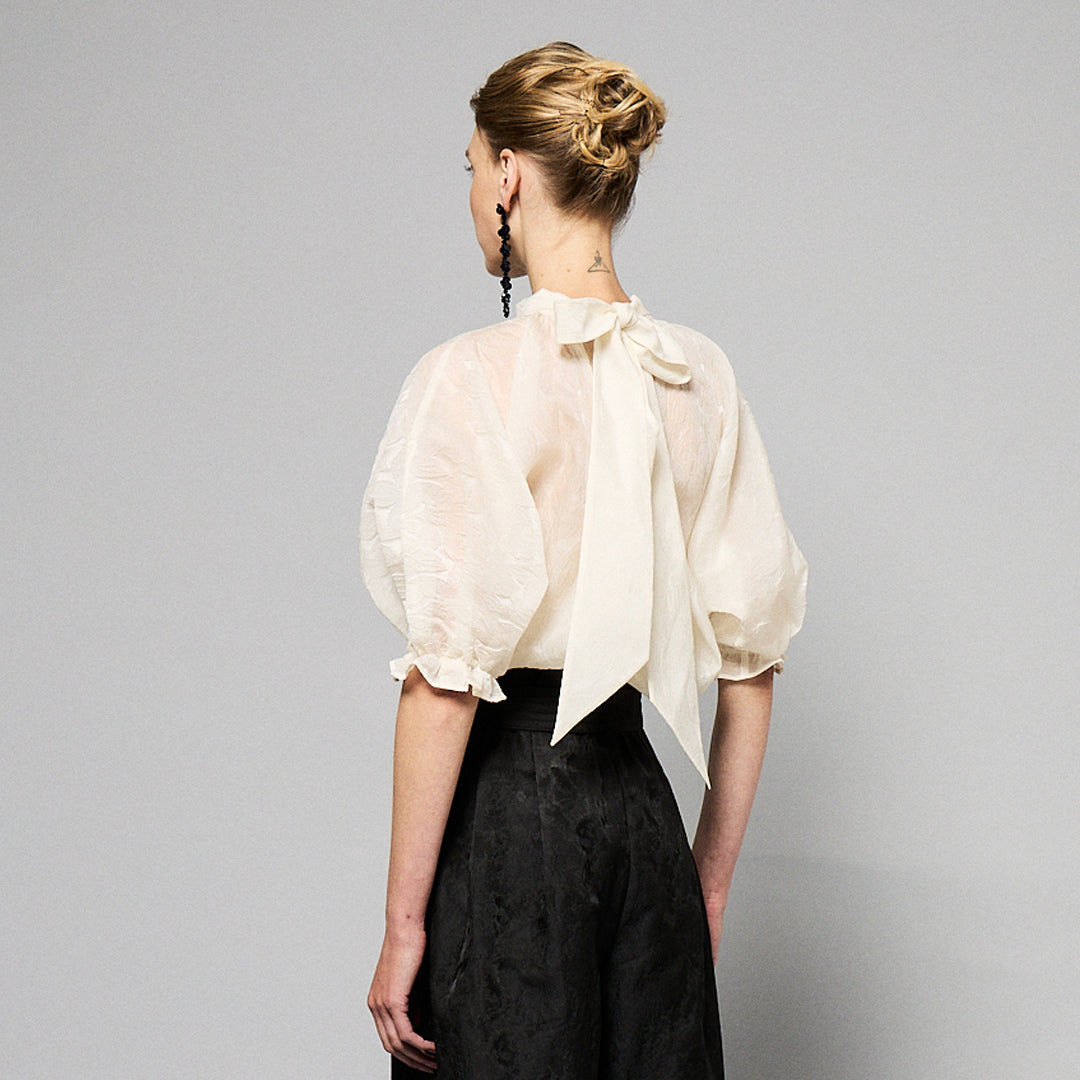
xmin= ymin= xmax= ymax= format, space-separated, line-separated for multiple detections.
xmin=359 ymin=341 xmax=548 ymax=701
xmin=687 ymin=369 xmax=808 ymax=680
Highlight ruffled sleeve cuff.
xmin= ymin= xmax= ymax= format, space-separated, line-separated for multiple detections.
xmin=718 ymin=647 xmax=786 ymax=680
xmin=388 ymin=651 xmax=507 ymax=703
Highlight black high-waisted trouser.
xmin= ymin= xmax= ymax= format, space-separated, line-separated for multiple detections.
xmin=392 ymin=668 xmax=724 ymax=1080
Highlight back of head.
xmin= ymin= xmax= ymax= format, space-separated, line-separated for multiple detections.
xmin=470 ymin=42 xmax=666 ymax=226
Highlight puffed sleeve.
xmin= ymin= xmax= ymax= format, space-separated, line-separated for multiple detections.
xmin=687 ymin=367 xmax=808 ymax=680
xmin=359 ymin=339 xmax=549 ymax=701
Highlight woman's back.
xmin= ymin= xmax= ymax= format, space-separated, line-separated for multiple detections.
xmin=361 ymin=288 xmax=806 ymax=778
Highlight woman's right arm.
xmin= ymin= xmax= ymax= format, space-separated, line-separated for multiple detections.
xmin=691 ymin=667 xmax=774 ymax=963
xmin=367 ymin=666 xmax=478 ymax=1074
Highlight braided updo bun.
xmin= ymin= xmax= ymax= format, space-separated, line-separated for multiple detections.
xmin=470 ymin=42 xmax=666 ymax=225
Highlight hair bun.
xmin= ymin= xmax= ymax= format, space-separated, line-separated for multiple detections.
xmin=569 ymin=63 xmax=666 ymax=173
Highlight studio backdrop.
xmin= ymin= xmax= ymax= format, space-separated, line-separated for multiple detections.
xmin=2 ymin=2 xmax=1077 ymax=1078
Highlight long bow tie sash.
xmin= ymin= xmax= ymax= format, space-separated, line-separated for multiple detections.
xmin=550 ymin=296 xmax=720 ymax=783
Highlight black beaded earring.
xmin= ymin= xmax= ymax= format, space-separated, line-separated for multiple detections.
xmin=496 ymin=203 xmax=512 ymax=318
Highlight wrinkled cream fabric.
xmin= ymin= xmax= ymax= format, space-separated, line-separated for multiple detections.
xmin=360 ymin=289 xmax=808 ymax=783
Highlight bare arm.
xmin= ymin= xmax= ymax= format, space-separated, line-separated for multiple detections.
xmin=691 ymin=667 xmax=774 ymax=963
xmin=367 ymin=666 xmax=479 ymax=1073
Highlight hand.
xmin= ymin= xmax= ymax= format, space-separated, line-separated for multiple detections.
xmin=701 ymin=892 xmax=726 ymax=965
xmin=368 ymin=925 xmax=437 ymax=1073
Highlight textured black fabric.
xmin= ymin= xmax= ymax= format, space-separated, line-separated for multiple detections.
xmin=391 ymin=669 xmax=724 ymax=1080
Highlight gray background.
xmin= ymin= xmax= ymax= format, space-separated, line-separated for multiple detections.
xmin=3 ymin=1 xmax=1077 ymax=1077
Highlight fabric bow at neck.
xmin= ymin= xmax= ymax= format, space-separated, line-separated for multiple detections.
xmin=547 ymin=293 xmax=718 ymax=783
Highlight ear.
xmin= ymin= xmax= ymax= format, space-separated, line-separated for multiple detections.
xmin=498 ymin=148 xmax=522 ymax=208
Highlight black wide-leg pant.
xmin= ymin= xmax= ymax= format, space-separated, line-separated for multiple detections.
xmin=392 ymin=668 xmax=724 ymax=1080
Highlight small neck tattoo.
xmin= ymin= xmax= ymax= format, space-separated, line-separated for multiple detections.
xmin=587 ymin=250 xmax=611 ymax=274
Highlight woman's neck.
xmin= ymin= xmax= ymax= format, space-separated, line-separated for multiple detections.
xmin=517 ymin=208 xmax=630 ymax=303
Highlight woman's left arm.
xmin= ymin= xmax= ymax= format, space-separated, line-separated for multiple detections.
xmin=691 ymin=667 xmax=773 ymax=963
xmin=367 ymin=666 xmax=479 ymax=1074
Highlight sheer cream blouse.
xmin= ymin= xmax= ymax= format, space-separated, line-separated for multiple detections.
xmin=360 ymin=289 xmax=807 ymax=781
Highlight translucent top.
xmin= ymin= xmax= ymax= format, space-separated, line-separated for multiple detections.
xmin=360 ymin=289 xmax=807 ymax=781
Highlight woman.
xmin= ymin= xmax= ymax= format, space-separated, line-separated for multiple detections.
xmin=360 ymin=42 xmax=807 ymax=1079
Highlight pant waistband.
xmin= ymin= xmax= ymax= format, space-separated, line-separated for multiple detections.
xmin=476 ymin=668 xmax=643 ymax=734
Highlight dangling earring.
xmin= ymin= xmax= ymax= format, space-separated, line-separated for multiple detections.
xmin=496 ymin=203 xmax=512 ymax=318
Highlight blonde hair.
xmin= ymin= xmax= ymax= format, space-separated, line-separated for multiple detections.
xmin=470 ymin=42 xmax=666 ymax=225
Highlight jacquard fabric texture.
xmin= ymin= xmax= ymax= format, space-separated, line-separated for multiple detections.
xmin=360 ymin=289 xmax=807 ymax=779
xmin=390 ymin=670 xmax=725 ymax=1080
